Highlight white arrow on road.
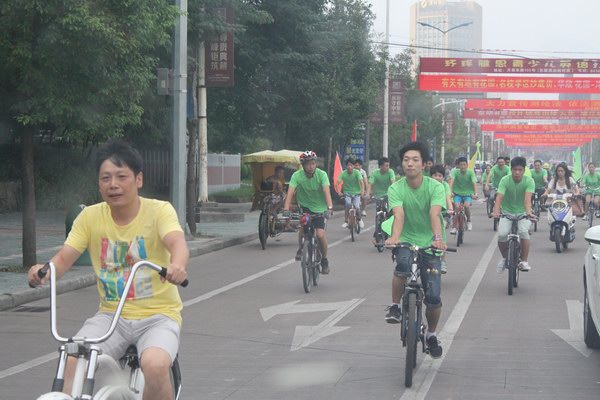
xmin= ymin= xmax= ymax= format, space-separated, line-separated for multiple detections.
xmin=260 ymin=298 xmax=365 ymax=351
xmin=551 ymin=300 xmax=593 ymax=357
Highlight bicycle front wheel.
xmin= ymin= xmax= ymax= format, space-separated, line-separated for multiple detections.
xmin=507 ymin=240 xmax=518 ymax=295
xmin=301 ymin=241 xmax=313 ymax=293
xmin=404 ymin=292 xmax=417 ymax=388
xmin=349 ymin=212 xmax=355 ymax=242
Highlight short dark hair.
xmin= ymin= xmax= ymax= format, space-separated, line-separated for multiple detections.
xmin=457 ymin=157 xmax=468 ymax=164
xmin=95 ymin=139 xmax=143 ymax=175
xmin=274 ymin=166 xmax=285 ymax=173
xmin=497 ymin=156 xmax=505 ymax=162
xmin=430 ymin=165 xmax=446 ymax=177
xmin=534 ymin=159 xmax=542 ymax=165
xmin=504 ymin=156 xmax=510 ymax=163
xmin=398 ymin=141 xmax=430 ymax=164
xmin=589 ymin=162 xmax=595 ymax=167
xmin=510 ymin=156 xmax=527 ymax=169
xmin=354 ymin=158 xmax=363 ymax=165
xmin=378 ymin=157 xmax=389 ymax=167
xmin=345 ymin=157 xmax=355 ymax=165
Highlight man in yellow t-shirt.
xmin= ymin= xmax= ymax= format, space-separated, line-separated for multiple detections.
xmin=28 ymin=140 xmax=189 ymax=400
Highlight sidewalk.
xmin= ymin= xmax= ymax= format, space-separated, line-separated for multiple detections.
xmin=0 ymin=203 xmax=259 ymax=310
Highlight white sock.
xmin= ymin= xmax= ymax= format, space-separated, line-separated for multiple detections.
xmin=392 ymin=303 xmax=400 ymax=307
xmin=426 ymin=331 xmax=436 ymax=339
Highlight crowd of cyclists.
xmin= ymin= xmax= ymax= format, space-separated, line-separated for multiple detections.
xmin=27 ymin=139 xmax=600 ymax=397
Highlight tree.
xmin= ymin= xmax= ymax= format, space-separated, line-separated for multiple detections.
xmin=0 ymin=0 xmax=177 ymax=266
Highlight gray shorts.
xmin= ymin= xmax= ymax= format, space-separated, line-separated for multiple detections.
xmin=76 ymin=312 xmax=180 ymax=364
xmin=393 ymin=247 xmax=442 ymax=309
xmin=497 ymin=213 xmax=531 ymax=242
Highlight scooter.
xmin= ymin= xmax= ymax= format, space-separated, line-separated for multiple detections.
xmin=547 ymin=192 xmax=576 ymax=253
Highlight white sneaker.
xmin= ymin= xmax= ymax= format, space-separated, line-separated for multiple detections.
xmin=496 ymin=259 xmax=506 ymax=274
xmin=583 ymin=214 xmax=588 ymax=221
xmin=467 ymin=222 xmax=473 ymax=231
xmin=341 ymin=222 xmax=348 ymax=228
xmin=519 ymin=261 xmax=531 ymax=272
xmin=362 ymin=210 xmax=367 ymax=217
xmin=441 ymin=261 xmax=448 ymax=274
xmin=450 ymin=227 xmax=457 ymax=235
xmin=359 ymin=219 xmax=365 ymax=229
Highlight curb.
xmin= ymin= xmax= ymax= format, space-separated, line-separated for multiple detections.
xmin=0 ymin=233 xmax=258 ymax=312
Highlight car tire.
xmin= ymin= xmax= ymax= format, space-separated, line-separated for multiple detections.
xmin=584 ymin=276 xmax=600 ymax=349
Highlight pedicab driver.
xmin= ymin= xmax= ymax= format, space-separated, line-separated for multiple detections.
xmin=28 ymin=140 xmax=189 ymax=400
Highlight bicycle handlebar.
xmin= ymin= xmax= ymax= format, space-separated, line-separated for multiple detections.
xmin=42 ymin=260 xmax=188 ymax=344
xmin=385 ymin=243 xmax=457 ymax=253
xmin=500 ymin=213 xmax=535 ymax=222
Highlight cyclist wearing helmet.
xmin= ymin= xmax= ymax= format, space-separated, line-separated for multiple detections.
xmin=283 ymin=151 xmax=334 ymax=274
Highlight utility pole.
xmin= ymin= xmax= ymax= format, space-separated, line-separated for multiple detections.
xmin=198 ymin=40 xmax=208 ymax=203
xmin=382 ymin=0 xmax=390 ymax=157
xmin=171 ymin=0 xmax=188 ymax=229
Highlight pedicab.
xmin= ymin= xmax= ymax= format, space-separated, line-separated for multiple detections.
xmin=242 ymin=150 xmax=302 ymax=249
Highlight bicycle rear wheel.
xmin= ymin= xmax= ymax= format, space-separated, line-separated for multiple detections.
xmin=588 ymin=207 xmax=594 ymax=228
xmin=258 ymin=211 xmax=269 ymax=250
xmin=404 ymin=292 xmax=417 ymax=388
xmin=312 ymin=241 xmax=320 ymax=286
xmin=301 ymin=241 xmax=313 ymax=293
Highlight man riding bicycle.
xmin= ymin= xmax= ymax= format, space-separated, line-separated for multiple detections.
xmin=492 ymin=156 xmax=536 ymax=273
xmin=354 ymin=158 xmax=369 ymax=217
xmin=531 ymin=159 xmax=548 ymax=205
xmin=449 ymin=156 xmax=478 ymax=233
xmin=383 ymin=141 xmax=447 ymax=359
xmin=367 ymin=157 xmax=396 ymax=243
xmin=485 ymin=156 xmax=510 ymax=215
xmin=337 ymin=157 xmax=365 ymax=229
xmin=28 ymin=140 xmax=189 ymax=400
xmin=283 ymin=151 xmax=334 ymax=274
xmin=583 ymin=162 xmax=600 ymax=220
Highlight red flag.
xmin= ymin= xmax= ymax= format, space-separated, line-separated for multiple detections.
xmin=333 ymin=152 xmax=343 ymax=192
xmin=411 ymin=120 xmax=418 ymax=142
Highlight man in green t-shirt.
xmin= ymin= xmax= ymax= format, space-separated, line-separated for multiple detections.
xmin=284 ymin=150 xmax=334 ymax=274
xmin=485 ymin=156 xmax=510 ymax=190
xmin=531 ymin=159 xmax=548 ymax=202
xmin=367 ymin=157 xmax=396 ymax=199
xmin=382 ymin=141 xmax=446 ymax=359
xmin=337 ymin=158 xmax=365 ymax=229
xmin=449 ymin=157 xmax=478 ymax=232
xmin=583 ymin=162 xmax=600 ymax=219
xmin=492 ymin=156 xmax=536 ymax=273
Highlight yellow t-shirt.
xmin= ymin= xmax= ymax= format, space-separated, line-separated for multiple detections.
xmin=65 ymin=197 xmax=184 ymax=325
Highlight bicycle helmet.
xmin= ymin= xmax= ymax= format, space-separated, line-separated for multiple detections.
xmin=299 ymin=150 xmax=317 ymax=164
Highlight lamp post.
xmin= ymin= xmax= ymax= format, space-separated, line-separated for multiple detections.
xmin=417 ymin=21 xmax=473 ymax=35
xmin=433 ymin=99 xmax=466 ymax=164
xmin=383 ymin=0 xmax=390 ymax=157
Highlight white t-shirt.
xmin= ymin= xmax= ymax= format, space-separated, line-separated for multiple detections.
xmin=548 ymin=177 xmax=576 ymax=194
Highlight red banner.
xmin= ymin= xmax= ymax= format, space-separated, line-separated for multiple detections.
xmin=465 ymin=99 xmax=600 ymax=110
xmin=495 ymin=133 xmax=600 ymax=140
xmin=464 ymin=109 xmax=600 ymax=120
xmin=206 ymin=7 xmax=235 ymax=87
xmin=504 ymin=140 xmax=590 ymax=147
xmin=481 ymin=124 xmax=600 ymax=133
xmin=419 ymin=58 xmax=600 ymax=74
xmin=418 ymin=75 xmax=600 ymax=94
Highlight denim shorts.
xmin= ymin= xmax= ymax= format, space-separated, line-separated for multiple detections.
xmin=393 ymin=247 xmax=442 ymax=309
xmin=453 ymin=195 xmax=472 ymax=205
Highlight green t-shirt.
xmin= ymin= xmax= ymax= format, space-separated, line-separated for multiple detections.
xmin=369 ymin=168 xmax=396 ymax=198
xmin=481 ymin=171 xmax=488 ymax=186
xmin=442 ymin=181 xmax=451 ymax=198
xmin=451 ymin=169 xmax=477 ymax=196
xmin=381 ymin=176 xmax=446 ymax=247
xmin=497 ymin=175 xmax=535 ymax=214
xmin=531 ymin=169 xmax=548 ymax=189
xmin=488 ymin=165 xmax=510 ymax=188
xmin=338 ymin=169 xmax=363 ymax=195
xmin=583 ymin=173 xmax=600 ymax=194
xmin=289 ymin=168 xmax=330 ymax=212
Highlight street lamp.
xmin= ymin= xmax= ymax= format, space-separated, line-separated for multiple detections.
xmin=433 ymin=99 xmax=466 ymax=164
xmin=417 ymin=21 xmax=473 ymax=35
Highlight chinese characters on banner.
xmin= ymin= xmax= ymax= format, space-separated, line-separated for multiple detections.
xmin=444 ymin=111 xmax=455 ymax=140
xmin=419 ymin=58 xmax=600 ymax=74
xmin=205 ymin=7 xmax=235 ymax=87
xmin=483 ymin=132 xmax=492 ymax=153
xmin=481 ymin=124 xmax=600 ymax=133
xmin=465 ymin=99 xmax=600 ymax=110
xmin=469 ymin=121 xmax=479 ymax=146
xmin=418 ymin=75 xmax=600 ymax=94
xmin=369 ymin=79 xmax=405 ymax=124
xmin=344 ymin=138 xmax=366 ymax=161
xmin=463 ymin=109 xmax=600 ymax=120
xmin=494 ymin=133 xmax=600 ymax=140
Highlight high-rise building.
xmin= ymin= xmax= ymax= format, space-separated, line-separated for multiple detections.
xmin=409 ymin=0 xmax=483 ymax=68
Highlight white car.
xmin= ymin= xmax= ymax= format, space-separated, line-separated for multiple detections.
xmin=583 ymin=226 xmax=600 ymax=348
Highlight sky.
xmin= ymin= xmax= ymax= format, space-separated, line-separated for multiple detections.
xmin=369 ymin=0 xmax=600 ymax=59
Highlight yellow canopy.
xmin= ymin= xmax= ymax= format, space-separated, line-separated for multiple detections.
xmin=242 ymin=150 xmax=302 ymax=166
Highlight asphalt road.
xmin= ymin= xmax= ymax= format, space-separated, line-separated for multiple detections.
xmin=1 ymin=200 xmax=600 ymax=399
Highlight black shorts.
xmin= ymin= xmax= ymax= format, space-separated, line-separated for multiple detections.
xmin=299 ymin=207 xmax=327 ymax=230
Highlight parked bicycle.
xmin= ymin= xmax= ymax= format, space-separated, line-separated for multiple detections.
xmin=387 ymin=243 xmax=456 ymax=388
xmin=344 ymin=194 xmax=361 ymax=242
xmin=501 ymin=213 xmax=534 ymax=296
xmin=373 ymin=196 xmax=389 ymax=253
xmin=35 ymin=260 xmax=187 ymax=400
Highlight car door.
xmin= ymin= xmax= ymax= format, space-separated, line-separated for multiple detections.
xmin=587 ymin=243 xmax=600 ymax=327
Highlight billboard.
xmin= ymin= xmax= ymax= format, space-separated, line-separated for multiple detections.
xmin=465 ymin=99 xmax=600 ymax=110
xmin=481 ymin=124 xmax=600 ymax=133
xmin=205 ymin=7 xmax=235 ymax=87
xmin=419 ymin=75 xmax=600 ymax=94
xmin=463 ymin=109 xmax=600 ymax=120
xmin=420 ymin=58 xmax=600 ymax=74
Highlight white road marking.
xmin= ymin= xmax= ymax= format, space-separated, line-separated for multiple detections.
xmin=0 ymin=228 xmax=373 ymax=379
xmin=399 ymin=235 xmax=498 ymax=400
xmin=260 ymin=300 xmax=360 ymax=321
xmin=551 ymin=300 xmax=593 ymax=357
